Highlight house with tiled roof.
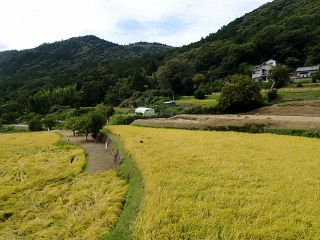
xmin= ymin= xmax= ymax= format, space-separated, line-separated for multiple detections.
xmin=292 ymin=65 xmax=319 ymax=82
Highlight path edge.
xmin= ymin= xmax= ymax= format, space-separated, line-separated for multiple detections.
xmin=101 ymin=130 xmax=144 ymax=240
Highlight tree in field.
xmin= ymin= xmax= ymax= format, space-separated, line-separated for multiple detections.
xmin=65 ymin=105 xmax=111 ymax=141
xmin=76 ymin=114 xmax=91 ymax=141
xmin=94 ymin=103 xmax=115 ymax=122
xmin=217 ymin=74 xmax=263 ymax=113
xmin=42 ymin=117 xmax=56 ymax=130
xmin=89 ymin=111 xmax=105 ymax=140
xmin=194 ymin=85 xmax=207 ymax=100
xmin=28 ymin=117 xmax=43 ymax=131
xmin=64 ymin=116 xmax=79 ymax=136
xmin=268 ymin=65 xmax=290 ymax=89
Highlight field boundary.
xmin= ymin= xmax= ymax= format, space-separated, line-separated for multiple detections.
xmin=105 ymin=135 xmax=121 ymax=167
xmin=102 ymin=130 xmax=144 ymax=240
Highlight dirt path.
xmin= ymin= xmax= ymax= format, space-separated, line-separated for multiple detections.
xmin=56 ymin=130 xmax=115 ymax=173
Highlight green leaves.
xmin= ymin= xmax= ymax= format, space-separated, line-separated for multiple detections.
xmin=217 ymin=74 xmax=263 ymax=113
xmin=268 ymin=65 xmax=290 ymax=89
xmin=64 ymin=104 xmax=113 ymax=141
xmin=156 ymin=59 xmax=195 ymax=95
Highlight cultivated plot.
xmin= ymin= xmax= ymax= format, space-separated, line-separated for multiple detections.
xmin=107 ymin=126 xmax=320 ymax=239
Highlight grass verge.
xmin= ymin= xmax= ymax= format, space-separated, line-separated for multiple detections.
xmin=102 ymin=129 xmax=144 ymax=240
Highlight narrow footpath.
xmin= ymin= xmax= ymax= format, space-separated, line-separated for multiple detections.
xmin=56 ymin=130 xmax=115 ymax=173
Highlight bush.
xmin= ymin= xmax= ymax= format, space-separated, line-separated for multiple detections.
xmin=194 ymin=86 xmax=206 ymax=100
xmin=96 ymin=129 xmax=108 ymax=143
xmin=42 ymin=117 xmax=56 ymax=130
xmin=183 ymin=105 xmax=217 ymax=114
xmin=71 ymin=108 xmax=94 ymax=117
xmin=311 ymin=71 xmax=320 ymax=83
xmin=266 ymin=88 xmax=278 ymax=101
xmin=0 ymin=112 xmax=20 ymax=124
xmin=18 ymin=112 xmax=43 ymax=124
xmin=217 ymin=74 xmax=263 ymax=113
xmin=264 ymin=128 xmax=320 ymax=138
xmin=109 ymin=114 xmax=139 ymax=125
xmin=28 ymin=117 xmax=43 ymax=131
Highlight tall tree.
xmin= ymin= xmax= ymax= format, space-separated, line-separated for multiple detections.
xmin=156 ymin=59 xmax=195 ymax=95
xmin=131 ymin=67 xmax=147 ymax=91
xmin=268 ymin=65 xmax=290 ymax=89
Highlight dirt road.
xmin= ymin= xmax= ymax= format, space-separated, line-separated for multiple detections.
xmin=56 ymin=130 xmax=115 ymax=173
xmin=132 ymin=102 xmax=320 ymax=130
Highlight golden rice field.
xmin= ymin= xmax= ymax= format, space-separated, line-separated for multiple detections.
xmin=0 ymin=132 xmax=127 ymax=240
xmin=107 ymin=125 xmax=320 ymax=239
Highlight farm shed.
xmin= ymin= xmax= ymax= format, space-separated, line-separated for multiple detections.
xmin=135 ymin=107 xmax=155 ymax=116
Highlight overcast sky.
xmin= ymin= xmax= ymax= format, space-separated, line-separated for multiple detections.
xmin=0 ymin=0 xmax=271 ymax=52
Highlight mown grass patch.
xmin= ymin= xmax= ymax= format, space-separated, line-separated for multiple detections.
xmin=274 ymin=88 xmax=320 ymax=103
xmin=175 ymin=95 xmax=219 ymax=107
xmin=107 ymin=126 xmax=320 ymax=239
xmin=0 ymin=132 xmax=128 ymax=240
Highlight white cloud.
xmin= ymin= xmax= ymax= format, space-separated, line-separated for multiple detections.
xmin=0 ymin=0 xmax=271 ymax=51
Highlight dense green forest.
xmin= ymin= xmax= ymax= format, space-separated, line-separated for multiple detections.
xmin=1 ymin=0 xmax=320 ymax=122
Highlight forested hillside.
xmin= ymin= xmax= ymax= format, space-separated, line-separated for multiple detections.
xmin=0 ymin=50 xmax=20 ymax=64
xmin=1 ymin=0 xmax=320 ymax=121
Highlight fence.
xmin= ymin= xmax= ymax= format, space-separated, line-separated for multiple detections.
xmin=105 ymin=135 xmax=121 ymax=167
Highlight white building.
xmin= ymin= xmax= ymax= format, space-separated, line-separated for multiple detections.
xmin=252 ymin=59 xmax=277 ymax=82
xmin=135 ymin=107 xmax=155 ymax=116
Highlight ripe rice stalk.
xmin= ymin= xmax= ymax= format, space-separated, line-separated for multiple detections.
xmin=107 ymin=125 xmax=320 ymax=239
xmin=0 ymin=132 xmax=128 ymax=240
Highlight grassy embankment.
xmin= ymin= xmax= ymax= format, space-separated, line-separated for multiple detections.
xmin=107 ymin=125 xmax=320 ymax=239
xmin=175 ymin=86 xmax=320 ymax=108
xmin=0 ymin=132 xmax=127 ymax=240
xmin=274 ymin=88 xmax=320 ymax=103
xmin=102 ymin=130 xmax=144 ymax=240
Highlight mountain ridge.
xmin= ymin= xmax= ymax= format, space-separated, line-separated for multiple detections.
xmin=1 ymin=0 xmax=320 ymax=114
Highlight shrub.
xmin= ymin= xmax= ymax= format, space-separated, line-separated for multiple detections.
xmin=42 ymin=117 xmax=56 ymax=130
xmin=266 ymin=88 xmax=278 ymax=101
xmin=96 ymin=129 xmax=108 ymax=143
xmin=183 ymin=105 xmax=217 ymax=114
xmin=217 ymin=74 xmax=263 ymax=113
xmin=194 ymin=86 xmax=206 ymax=100
xmin=0 ymin=112 xmax=20 ymax=124
xmin=109 ymin=114 xmax=138 ymax=125
xmin=312 ymin=71 xmax=320 ymax=83
xmin=28 ymin=117 xmax=43 ymax=131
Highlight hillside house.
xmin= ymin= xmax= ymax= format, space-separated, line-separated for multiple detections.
xmin=135 ymin=107 xmax=155 ymax=116
xmin=292 ymin=65 xmax=319 ymax=83
xmin=252 ymin=59 xmax=277 ymax=82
